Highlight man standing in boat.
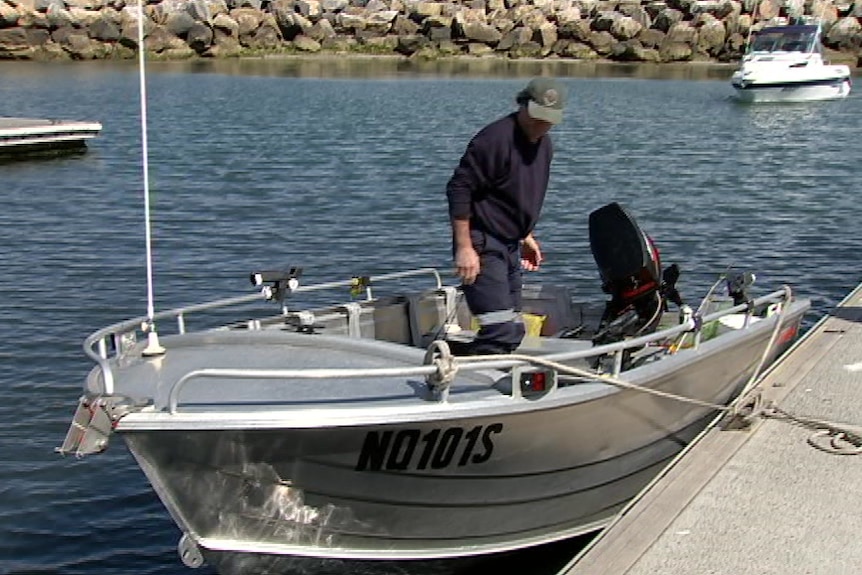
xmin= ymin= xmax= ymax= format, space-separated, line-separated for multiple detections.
xmin=446 ymin=77 xmax=566 ymax=355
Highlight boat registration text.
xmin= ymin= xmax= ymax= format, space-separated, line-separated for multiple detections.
xmin=355 ymin=423 xmax=504 ymax=471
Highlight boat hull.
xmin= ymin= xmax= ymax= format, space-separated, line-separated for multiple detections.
xmin=115 ymin=314 xmax=803 ymax=567
xmin=732 ymin=76 xmax=851 ymax=103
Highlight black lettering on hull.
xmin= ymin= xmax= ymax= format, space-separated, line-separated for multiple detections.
xmin=355 ymin=423 xmax=504 ymax=471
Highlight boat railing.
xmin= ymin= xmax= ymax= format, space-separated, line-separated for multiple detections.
xmin=84 ymin=267 xmax=444 ymax=394
xmin=160 ymin=289 xmax=797 ymax=413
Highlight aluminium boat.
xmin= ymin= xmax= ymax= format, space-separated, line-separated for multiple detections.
xmin=58 ymin=202 xmax=809 ymax=574
xmin=731 ymin=23 xmax=852 ymax=103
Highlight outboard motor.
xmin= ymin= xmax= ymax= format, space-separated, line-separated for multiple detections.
xmin=589 ymin=202 xmax=683 ymax=347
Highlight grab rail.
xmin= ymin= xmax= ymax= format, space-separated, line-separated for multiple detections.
xmin=164 ymin=288 xmax=798 ymax=413
xmin=84 ymin=267 xmax=443 ymax=394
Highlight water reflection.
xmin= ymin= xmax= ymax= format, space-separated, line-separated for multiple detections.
xmin=144 ymin=56 xmax=737 ymax=81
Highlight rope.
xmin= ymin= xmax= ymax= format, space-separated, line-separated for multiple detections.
xmin=762 ymin=404 xmax=862 ymax=455
xmin=429 ymin=291 xmax=463 ymax=343
xmin=458 ymin=352 xmax=731 ymax=412
xmin=423 ymin=340 xmax=458 ymax=399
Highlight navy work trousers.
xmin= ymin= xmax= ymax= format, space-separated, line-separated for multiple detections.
xmin=461 ymin=230 xmax=526 ymax=354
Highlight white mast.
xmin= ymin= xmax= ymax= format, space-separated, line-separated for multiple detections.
xmin=137 ymin=0 xmax=165 ymax=357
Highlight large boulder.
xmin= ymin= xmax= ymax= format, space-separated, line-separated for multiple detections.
xmin=186 ymin=20 xmax=213 ymax=51
xmin=617 ymin=3 xmax=652 ymax=28
xmin=612 ymin=38 xmax=660 ymax=61
xmin=335 ymin=12 xmax=366 ymax=32
xmin=230 ymin=7 xmax=262 ymax=35
xmin=720 ymin=29 xmax=746 ymax=60
xmin=696 ymin=17 xmax=725 ymax=55
xmin=665 ymin=0 xmax=695 ymax=12
xmin=307 ymin=17 xmax=336 ymax=41
xmin=320 ymin=0 xmax=348 ymax=11
xmin=245 ymin=17 xmax=279 ymax=47
xmin=534 ymin=20 xmax=557 ymax=46
xmin=295 ymin=0 xmax=321 ymax=19
xmin=364 ymin=9 xmax=397 ymax=34
xmin=212 ymin=12 xmax=238 ymax=36
xmin=165 ymin=11 xmax=197 ymax=36
xmin=53 ymin=26 xmax=112 ymax=58
xmin=34 ymin=0 xmax=63 ymax=12
xmin=666 ymin=21 xmax=696 ymax=44
xmin=0 ymin=27 xmax=31 ymax=58
xmin=409 ymin=1 xmax=443 ymax=20
xmin=636 ymin=27 xmax=664 ymax=48
xmin=755 ymin=0 xmax=780 ymax=20
xmin=552 ymin=37 xmax=600 ymax=58
xmin=591 ymin=10 xmax=617 ymax=32
xmin=88 ymin=16 xmax=122 ymax=40
xmin=45 ymin=5 xmax=74 ymax=28
xmin=458 ymin=21 xmax=502 ymax=43
xmin=587 ymin=29 xmax=615 ymax=53
xmin=659 ymin=39 xmax=692 ymax=60
xmin=0 ymin=2 xmax=21 ymax=26
xmin=610 ymin=15 xmax=642 ymax=40
xmin=144 ymin=24 xmax=187 ymax=52
xmin=690 ymin=0 xmax=737 ymax=18
xmin=555 ymin=6 xmax=582 ymax=23
xmin=391 ymin=13 xmax=418 ymax=35
xmin=187 ymin=0 xmax=211 ymax=24
xmin=506 ymin=39 xmax=544 ymax=57
xmin=424 ymin=21 xmax=452 ymax=41
xmin=653 ymin=8 xmax=683 ymax=33
xmin=209 ymin=26 xmax=241 ymax=54
xmin=293 ymin=33 xmax=321 ymax=50
xmin=825 ymin=16 xmax=862 ymax=50
xmin=557 ymin=17 xmax=591 ymax=40
xmin=68 ymin=6 xmax=102 ymax=26
xmin=497 ymin=24 xmax=532 ymax=50
xmin=394 ymin=32 xmax=429 ymax=54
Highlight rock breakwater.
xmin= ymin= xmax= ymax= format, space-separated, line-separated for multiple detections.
xmin=0 ymin=0 xmax=859 ymax=64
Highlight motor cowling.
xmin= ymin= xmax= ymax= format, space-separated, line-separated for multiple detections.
xmin=588 ymin=202 xmax=682 ymax=346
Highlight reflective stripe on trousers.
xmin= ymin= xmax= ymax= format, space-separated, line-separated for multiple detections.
xmin=461 ymin=230 xmax=526 ymax=354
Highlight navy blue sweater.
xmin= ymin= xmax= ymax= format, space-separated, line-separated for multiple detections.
xmin=446 ymin=113 xmax=553 ymax=243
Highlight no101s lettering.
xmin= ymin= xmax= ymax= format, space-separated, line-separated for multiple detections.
xmin=355 ymin=423 xmax=504 ymax=471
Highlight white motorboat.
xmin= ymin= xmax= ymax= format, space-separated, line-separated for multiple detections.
xmin=59 ymin=200 xmax=810 ymax=574
xmin=731 ymin=23 xmax=852 ymax=103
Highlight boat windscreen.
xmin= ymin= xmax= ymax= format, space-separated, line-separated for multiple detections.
xmin=749 ymin=27 xmax=818 ymax=53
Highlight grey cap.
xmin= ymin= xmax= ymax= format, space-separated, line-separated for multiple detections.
xmin=517 ymin=77 xmax=567 ymax=125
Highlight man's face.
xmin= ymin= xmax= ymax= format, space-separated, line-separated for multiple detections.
xmin=519 ymin=110 xmax=555 ymax=142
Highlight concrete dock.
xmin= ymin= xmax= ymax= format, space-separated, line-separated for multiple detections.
xmin=0 ymin=117 xmax=101 ymax=155
xmin=560 ymin=282 xmax=862 ymax=575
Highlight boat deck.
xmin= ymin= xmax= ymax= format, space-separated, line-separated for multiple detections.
xmin=0 ymin=116 xmax=101 ymax=154
xmin=559 ymin=281 xmax=862 ymax=575
xmin=95 ymin=328 xmax=610 ymax=426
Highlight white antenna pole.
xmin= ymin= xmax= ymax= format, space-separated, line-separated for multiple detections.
xmin=138 ymin=0 xmax=165 ymax=357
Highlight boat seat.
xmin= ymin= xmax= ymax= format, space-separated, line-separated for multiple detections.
xmin=452 ymin=284 xmax=582 ymax=337
xmin=284 ymin=290 xmax=455 ymax=348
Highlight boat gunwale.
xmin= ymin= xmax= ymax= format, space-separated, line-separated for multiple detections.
xmin=86 ymin=281 xmax=798 ymax=395
xmin=79 ymin=273 xmax=810 ymax=430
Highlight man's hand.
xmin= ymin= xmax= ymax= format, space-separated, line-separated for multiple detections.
xmin=521 ymin=234 xmax=543 ymax=271
xmin=455 ymin=245 xmax=481 ymax=285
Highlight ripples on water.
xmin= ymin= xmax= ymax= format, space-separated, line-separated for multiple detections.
xmin=0 ymin=58 xmax=859 ymax=574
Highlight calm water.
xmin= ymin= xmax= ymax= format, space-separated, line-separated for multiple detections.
xmin=1 ymin=57 xmax=860 ymax=575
